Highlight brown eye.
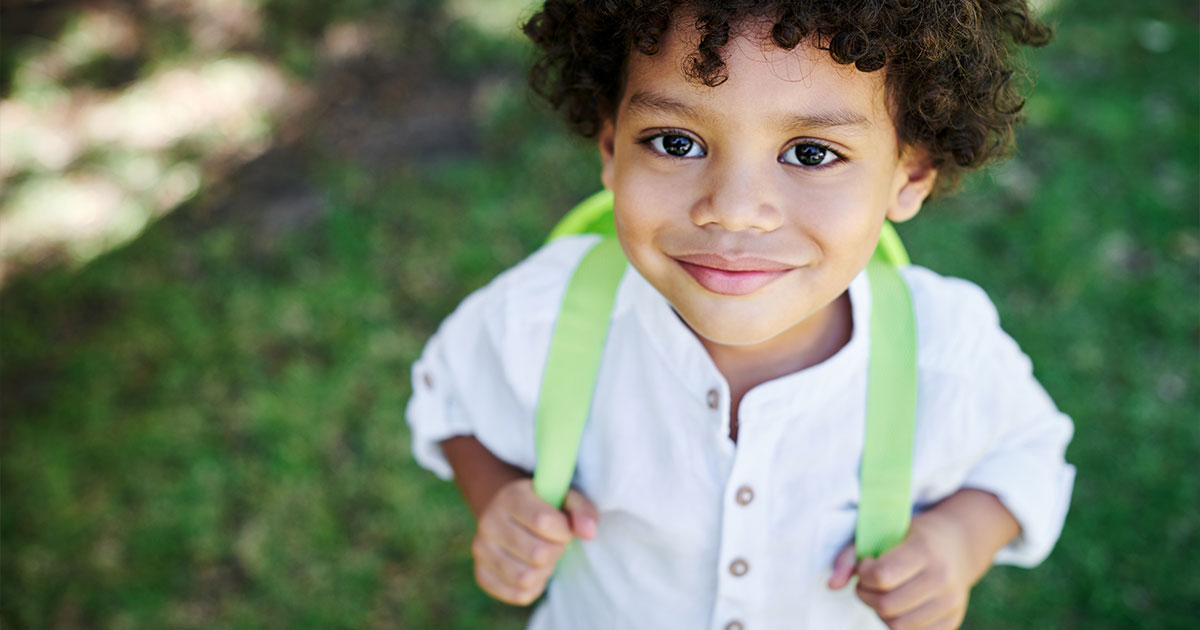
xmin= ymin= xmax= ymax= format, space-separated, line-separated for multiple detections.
xmin=781 ymin=143 xmax=839 ymax=167
xmin=797 ymin=145 xmax=826 ymax=165
xmin=649 ymin=134 xmax=704 ymax=158
xmin=663 ymin=135 xmax=693 ymax=156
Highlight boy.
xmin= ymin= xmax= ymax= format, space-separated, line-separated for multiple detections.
xmin=407 ymin=2 xmax=1075 ymax=628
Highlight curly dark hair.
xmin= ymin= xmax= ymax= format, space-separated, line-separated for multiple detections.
xmin=523 ymin=0 xmax=1051 ymax=190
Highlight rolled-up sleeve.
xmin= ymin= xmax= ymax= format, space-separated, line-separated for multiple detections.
xmin=962 ymin=330 xmax=1075 ymax=566
xmin=952 ymin=286 xmax=1075 ymax=567
xmin=404 ymin=236 xmax=595 ymax=481
xmin=906 ymin=267 xmax=1075 ymax=568
xmin=406 ymin=335 xmax=474 ymax=480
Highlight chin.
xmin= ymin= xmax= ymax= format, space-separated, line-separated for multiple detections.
xmin=680 ymin=312 xmax=785 ymax=348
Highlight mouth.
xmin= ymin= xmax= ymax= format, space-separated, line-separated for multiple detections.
xmin=673 ymin=253 xmax=795 ymax=296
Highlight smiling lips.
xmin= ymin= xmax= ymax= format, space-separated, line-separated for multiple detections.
xmin=673 ymin=253 xmax=795 ymax=296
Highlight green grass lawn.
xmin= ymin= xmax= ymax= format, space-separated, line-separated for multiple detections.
xmin=2 ymin=0 xmax=1197 ymax=627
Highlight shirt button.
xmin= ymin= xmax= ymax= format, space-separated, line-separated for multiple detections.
xmin=725 ymin=621 xmax=745 ymax=630
xmin=729 ymin=558 xmax=749 ymax=577
xmin=707 ymin=388 xmax=719 ymax=409
xmin=422 ymin=372 xmax=434 ymax=389
xmin=736 ymin=485 xmax=755 ymax=506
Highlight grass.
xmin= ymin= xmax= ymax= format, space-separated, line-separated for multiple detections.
xmin=2 ymin=0 xmax=1198 ymax=627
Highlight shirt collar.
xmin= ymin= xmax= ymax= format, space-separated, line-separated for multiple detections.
xmin=622 ymin=266 xmax=871 ymax=414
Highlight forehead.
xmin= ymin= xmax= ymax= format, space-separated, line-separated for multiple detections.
xmin=618 ymin=17 xmax=894 ymax=134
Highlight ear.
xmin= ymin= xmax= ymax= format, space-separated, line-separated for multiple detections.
xmin=886 ymin=147 xmax=937 ymax=223
xmin=598 ymin=118 xmax=616 ymax=191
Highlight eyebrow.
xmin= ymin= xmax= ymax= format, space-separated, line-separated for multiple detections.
xmin=625 ymin=90 xmax=872 ymax=133
xmin=774 ymin=109 xmax=872 ymax=133
xmin=626 ymin=91 xmax=709 ymax=122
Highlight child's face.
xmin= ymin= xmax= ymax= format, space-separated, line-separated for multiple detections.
xmin=598 ymin=20 xmax=937 ymax=349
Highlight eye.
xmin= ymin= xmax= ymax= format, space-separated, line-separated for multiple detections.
xmin=648 ymin=133 xmax=705 ymax=158
xmin=781 ymin=143 xmax=841 ymax=167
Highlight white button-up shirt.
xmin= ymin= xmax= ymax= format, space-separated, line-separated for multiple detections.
xmin=406 ymin=235 xmax=1075 ymax=630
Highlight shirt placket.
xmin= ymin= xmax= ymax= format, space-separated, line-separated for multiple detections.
xmin=710 ymin=394 xmax=776 ymax=630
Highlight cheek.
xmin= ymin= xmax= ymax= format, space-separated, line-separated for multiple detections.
xmin=792 ymin=179 xmax=873 ymax=231
xmin=612 ymin=199 xmax=658 ymax=265
xmin=787 ymin=173 xmax=890 ymax=263
xmin=613 ymin=170 xmax=682 ymax=239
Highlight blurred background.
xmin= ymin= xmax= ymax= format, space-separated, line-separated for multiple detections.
xmin=0 ymin=0 xmax=1196 ymax=627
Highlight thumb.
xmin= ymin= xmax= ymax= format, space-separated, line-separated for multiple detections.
xmin=827 ymin=542 xmax=859 ymax=590
xmin=562 ymin=489 xmax=599 ymax=540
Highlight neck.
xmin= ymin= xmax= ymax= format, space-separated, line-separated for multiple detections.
xmin=702 ymin=290 xmax=853 ymax=387
xmin=697 ymin=291 xmax=853 ymax=441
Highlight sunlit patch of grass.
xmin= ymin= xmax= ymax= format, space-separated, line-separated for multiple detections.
xmin=0 ymin=0 xmax=440 ymax=285
xmin=0 ymin=0 xmax=303 ymax=283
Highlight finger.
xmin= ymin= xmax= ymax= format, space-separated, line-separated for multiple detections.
xmin=923 ymin=607 xmax=967 ymax=630
xmin=474 ymin=561 xmax=543 ymax=607
xmin=508 ymin=488 xmax=573 ymax=544
xmin=912 ymin=611 xmax=965 ymax=630
xmin=827 ymin=543 xmax=859 ymax=590
xmin=855 ymin=567 xmax=943 ymax=619
xmin=487 ymin=515 xmax=565 ymax=569
xmin=563 ymin=489 xmax=599 ymax=540
xmin=856 ymin=542 xmax=927 ymax=591
xmin=475 ymin=535 xmax=554 ymax=596
xmin=878 ymin=594 xmax=963 ymax=630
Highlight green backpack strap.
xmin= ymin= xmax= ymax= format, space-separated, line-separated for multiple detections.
xmin=856 ymin=248 xmax=917 ymax=558
xmin=531 ymin=236 xmax=627 ymax=508
xmin=545 ymin=190 xmax=619 ymax=242
xmin=534 ymin=192 xmax=917 ymax=562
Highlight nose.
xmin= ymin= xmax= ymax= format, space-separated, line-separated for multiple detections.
xmin=689 ymin=155 xmax=784 ymax=233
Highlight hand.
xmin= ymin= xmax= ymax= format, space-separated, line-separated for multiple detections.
xmin=471 ymin=478 xmax=598 ymax=606
xmin=827 ymin=489 xmax=1018 ymax=630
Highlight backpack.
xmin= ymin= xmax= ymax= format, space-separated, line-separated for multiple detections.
xmin=531 ymin=190 xmax=916 ymax=559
